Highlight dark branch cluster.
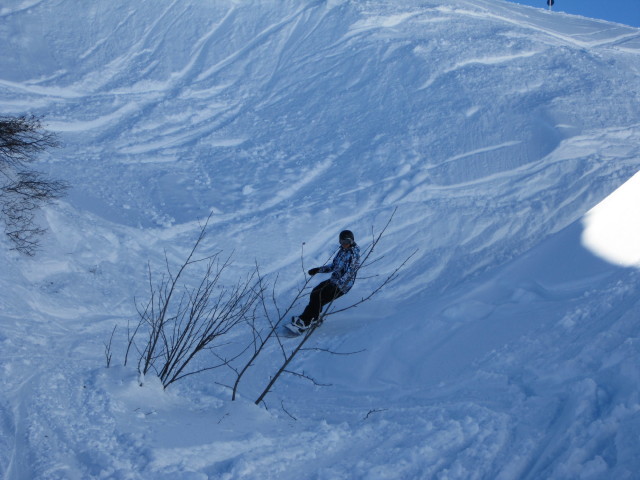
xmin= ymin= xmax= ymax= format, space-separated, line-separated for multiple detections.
xmin=0 ymin=115 xmax=67 ymax=255
xmin=0 ymin=115 xmax=60 ymax=167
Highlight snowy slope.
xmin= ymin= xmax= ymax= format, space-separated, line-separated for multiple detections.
xmin=1 ymin=0 xmax=640 ymax=478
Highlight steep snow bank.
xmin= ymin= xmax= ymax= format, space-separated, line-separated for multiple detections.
xmin=2 ymin=0 xmax=639 ymax=296
xmin=583 ymin=169 xmax=640 ymax=266
xmin=1 ymin=0 xmax=640 ymax=478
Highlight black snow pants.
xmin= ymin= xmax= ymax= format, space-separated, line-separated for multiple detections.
xmin=299 ymin=280 xmax=344 ymax=325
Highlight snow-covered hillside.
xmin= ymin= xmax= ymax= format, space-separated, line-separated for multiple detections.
xmin=1 ymin=0 xmax=640 ymax=478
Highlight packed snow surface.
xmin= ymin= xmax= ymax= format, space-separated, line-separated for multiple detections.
xmin=1 ymin=0 xmax=640 ymax=478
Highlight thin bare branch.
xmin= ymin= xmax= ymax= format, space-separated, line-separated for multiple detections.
xmin=283 ymin=369 xmax=332 ymax=387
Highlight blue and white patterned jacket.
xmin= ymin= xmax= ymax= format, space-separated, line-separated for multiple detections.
xmin=318 ymin=243 xmax=361 ymax=293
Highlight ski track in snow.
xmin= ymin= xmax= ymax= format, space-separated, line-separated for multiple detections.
xmin=1 ymin=0 xmax=640 ymax=478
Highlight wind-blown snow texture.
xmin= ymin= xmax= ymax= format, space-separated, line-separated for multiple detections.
xmin=1 ymin=0 xmax=640 ymax=478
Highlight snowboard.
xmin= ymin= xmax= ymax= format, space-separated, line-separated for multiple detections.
xmin=282 ymin=322 xmax=305 ymax=336
xmin=281 ymin=317 xmax=322 ymax=336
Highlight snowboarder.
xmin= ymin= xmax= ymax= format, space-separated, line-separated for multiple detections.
xmin=289 ymin=229 xmax=361 ymax=333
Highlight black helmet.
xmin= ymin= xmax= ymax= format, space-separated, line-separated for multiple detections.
xmin=339 ymin=230 xmax=355 ymax=245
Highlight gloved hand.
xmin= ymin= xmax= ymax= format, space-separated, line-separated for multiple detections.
xmin=308 ymin=267 xmax=320 ymax=276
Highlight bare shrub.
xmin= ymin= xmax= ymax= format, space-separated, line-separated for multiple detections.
xmin=126 ymin=216 xmax=261 ymax=388
xmin=0 ymin=115 xmax=67 ymax=255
